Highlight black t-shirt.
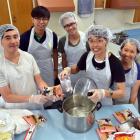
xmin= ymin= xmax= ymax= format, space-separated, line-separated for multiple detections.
xmin=58 ymin=36 xmax=90 ymax=53
xmin=19 ymin=27 xmax=58 ymax=52
xmin=77 ymin=52 xmax=125 ymax=86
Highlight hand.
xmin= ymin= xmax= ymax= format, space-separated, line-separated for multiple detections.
xmin=53 ymin=85 xmax=64 ymax=100
xmin=88 ymin=89 xmax=105 ymax=103
xmin=29 ymin=95 xmax=50 ymax=104
xmin=41 ymin=85 xmax=64 ymax=102
xmin=59 ymin=67 xmax=71 ymax=80
xmin=38 ymin=84 xmax=48 ymax=93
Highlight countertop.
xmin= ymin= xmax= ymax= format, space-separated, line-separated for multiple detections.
xmin=15 ymin=104 xmax=139 ymax=140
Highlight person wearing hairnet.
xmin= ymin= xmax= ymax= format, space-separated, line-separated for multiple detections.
xmin=0 ymin=24 xmax=63 ymax=109
xmin=58 ymin=12 xmax=90 ymax=87
xmin=20 ymin=6 xmax=59 ymax=86
xmin=60 ymin=25 xmax=125 ymax=105
xmin=114 ymin=38 xmax=140 ymax=109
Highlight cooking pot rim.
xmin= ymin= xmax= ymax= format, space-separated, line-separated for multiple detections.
xmin=62 ymin=95 xmax=96 ymax=118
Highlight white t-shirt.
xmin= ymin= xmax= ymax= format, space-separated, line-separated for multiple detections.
xmin=0 ymin=49 xmax=40 ymax=96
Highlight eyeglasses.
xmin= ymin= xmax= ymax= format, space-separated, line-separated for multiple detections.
xmin=34 ymin=17 xmax=49 ymax=22
xmin=64 ymin=22 xmax=76 ymax=28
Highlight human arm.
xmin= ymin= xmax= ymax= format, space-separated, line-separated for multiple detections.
xmin=89 ymin=54 xmax=125 ymax=102
xmin=130 ymin=80 xmax=140 ymax=104
xmin=52 ymin=32 xmax=59 ymax=80
xmin=58 ymin=36 xmax=67 ymax=69
xmin=34 ymin=74 xmax=48 ymax=91
xmin=0 ymin=85 xmax=50 ymax=104
xmin=88 ymin=82 xmax=125 ymax=103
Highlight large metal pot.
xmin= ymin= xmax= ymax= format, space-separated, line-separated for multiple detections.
xmin=62 ymin=94 xmax=101 ymax=133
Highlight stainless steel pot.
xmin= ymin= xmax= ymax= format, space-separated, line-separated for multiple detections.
xmin=62 ymin=95 xmax=101 ymax=133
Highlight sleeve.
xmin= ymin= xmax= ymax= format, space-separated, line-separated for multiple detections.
xmin=52 ymin=32 xmax=58 ymax=49
xmin=0 ymin=69 xmax=8 ymax=87
xmin=110 ymin=54 xmax=125 ymax=83
xmin=136 ymin=63 xmax=140 ymax=80
xmin=77 ymin=52 xmax=88 ymax=70
xmin=19 ymin=30 xmax=31 ymax=52
xmin=30 ymin=55 xmax=40 ymax=75
xmin=58 ymin=36 xmax=66 ymax=53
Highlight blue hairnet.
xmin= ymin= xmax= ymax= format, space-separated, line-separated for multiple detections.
xmin=59 ymin=12 xmax=78 ymax=27
xmin=0 ymin=24 xmax=19 ymax=39
xmin=86 ymin=25 xmax=113 ymax=41
xmin=120 ymin=38 xmax=140 ymax=53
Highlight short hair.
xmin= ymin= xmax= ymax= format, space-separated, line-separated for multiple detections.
xmin=0 ymin=24 xmax=19 ymax=39
xmin=59 ymin=12 xmax=78 ymax=27
xmin=120 ymin=38 xmax=140 ymax=53
xmin=31 ymin=6 xmax=50 ymax=19
xmin=86 ymin=25 xmax=112 ymax=41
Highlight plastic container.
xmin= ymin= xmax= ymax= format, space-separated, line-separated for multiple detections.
xmin=59 ymin=75 xmax=73 ymax=97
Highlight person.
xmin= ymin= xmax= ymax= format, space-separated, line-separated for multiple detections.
xmin=114 ymin=38 xmax=140 ymax=108
xmin=60 ymin=25 xmax=125 ymax=105
xmin=20 ymin=6 xmax=59 ymax=86
xmin=58 ymin=12 xmax=90 ymax=87
xmin=0 ymin=24 xmax=63 ymax=109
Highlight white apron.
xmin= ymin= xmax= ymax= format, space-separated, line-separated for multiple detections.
xmin=64 ymin=31 xmax=87 ymax=87
xmin=115 ymin=61 xmax=138 ymax=108
xmin=1 ymin=50 xmax=40 ymax=109
xmin=28 ymin=27 xmax=54 ymax=86
xmin=86 ymin=51 xmax=112 ymax=105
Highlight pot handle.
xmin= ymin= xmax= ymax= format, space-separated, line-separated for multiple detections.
xmin=95 ymin=102 xmax=102 ymax=111
xmin=57 ymin=106 xmax=63 ymax=113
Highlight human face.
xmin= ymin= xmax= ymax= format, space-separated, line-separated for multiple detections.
xmin=1 ymin=30 xmax=20 ymax=54
xmin=63 ymin=17 xmax=77 ymax=35
xmin=121 ymin=42 xmax=137 ymax=63
xmin=88 ymin=36 xmax=107 ymax=56
xmin=32 ymin=17 xmax=49 ymax=31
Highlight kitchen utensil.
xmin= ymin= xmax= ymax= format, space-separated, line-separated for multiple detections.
xmin=73 ymin=77 xmax=97 ymax=96
xmin=59 ymin=75 xmax=73 ymax=97
xmin=62 ymin=94 xmax=101 ymax=133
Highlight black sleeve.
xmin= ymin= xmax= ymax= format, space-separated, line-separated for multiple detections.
xmin=77 ymin=52 xmax=89 ymax=70
xmin=58 ymin=36 xmax=66 ymax=53
xmin=19 ymin=29 xmax=32 ymax=52
xmin=109 ymin=54 xmax=125 ymax=85
xmin=52 ymin=32 xmax=58 ymax=49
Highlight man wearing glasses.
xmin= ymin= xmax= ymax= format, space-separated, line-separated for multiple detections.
xmin=20 ymin=6 xmax=59 ymax=87
xmin=58 ymin=12 xmax=90 ymax=87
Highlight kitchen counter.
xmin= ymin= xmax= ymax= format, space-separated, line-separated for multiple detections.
xmin=15 ymin=104 xmax=139 ymax=140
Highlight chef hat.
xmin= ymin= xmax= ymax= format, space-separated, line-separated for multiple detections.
xmin=59 ymin=12 xmax=78 ymax=28
xmin=0 ymin=24 xmax=19 ymax=39
xmin=86 ymin=25 xmax=113 ymax=41
xmin=120 ymin=38 xmax=140 ymax=53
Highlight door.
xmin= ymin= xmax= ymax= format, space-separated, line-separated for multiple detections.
xmin=133 ymin=9 xmax=140 ymax=23
xmin=95 ymin=0 xmax=105 ymax=8
xmin=0 ymin=0 xmax=10 ymax=25
xmin=9 ymin=0 xmax=33 ymax=33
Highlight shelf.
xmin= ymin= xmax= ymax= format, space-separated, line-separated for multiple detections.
xmin=106 ymin=0 xmax=140 ymax=9
xmin=37 ymin=0 xmax=75 ymax=12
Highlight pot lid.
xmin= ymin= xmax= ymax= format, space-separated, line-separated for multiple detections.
xmin=73 ymin=77 xmax=97 ymax=96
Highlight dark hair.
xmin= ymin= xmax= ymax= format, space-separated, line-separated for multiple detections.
xmin=31 ymin=6 xmax=50 ymax=19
